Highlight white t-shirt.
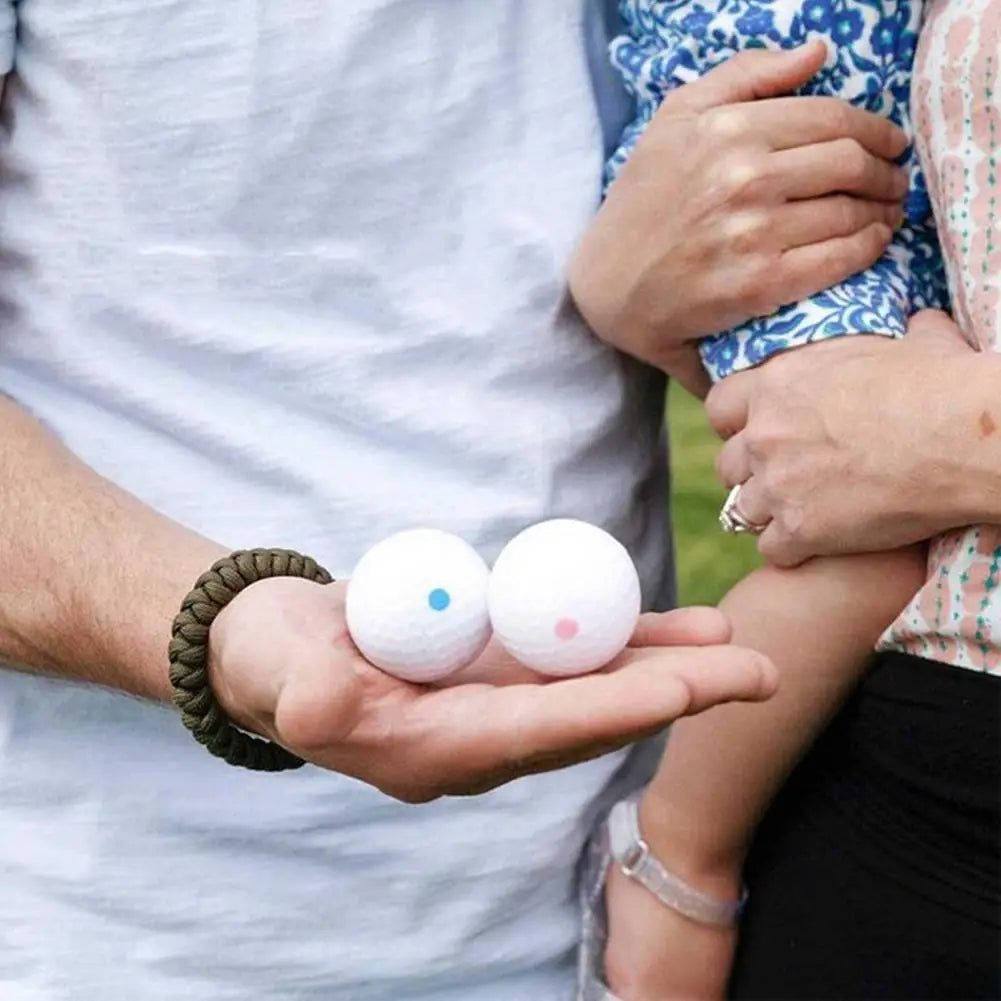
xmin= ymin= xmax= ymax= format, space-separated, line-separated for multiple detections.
xmin=0 ymin=2 xmax=673 ymax=998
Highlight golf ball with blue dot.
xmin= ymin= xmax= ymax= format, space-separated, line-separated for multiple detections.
xmin=345 ymin=528 xmax=491 ymax=682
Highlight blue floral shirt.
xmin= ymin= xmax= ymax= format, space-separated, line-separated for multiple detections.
xmin=605 ymin=0 xmax=948 ymax=381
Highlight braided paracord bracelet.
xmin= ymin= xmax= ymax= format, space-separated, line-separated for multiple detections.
xmin=168 ymin=548 xmax=333 ymax=772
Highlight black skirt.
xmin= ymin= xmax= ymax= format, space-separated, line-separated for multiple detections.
xmin=729 ymin=650 xmax=1001 ymax=1001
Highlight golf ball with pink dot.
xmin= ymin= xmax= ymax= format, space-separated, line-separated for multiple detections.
xmin=488 ymin=519 xmax=641 ymax=676
xmin=345 ymin=528 xmax=491 ymax=683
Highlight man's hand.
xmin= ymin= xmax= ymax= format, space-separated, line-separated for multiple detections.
xmin=569 ymin=41 xmax=906 ymax=397
xmin=705 ymin=311 xmax=983 ymax=566
xmin=208 ymin=578 xmax=776 ymax=803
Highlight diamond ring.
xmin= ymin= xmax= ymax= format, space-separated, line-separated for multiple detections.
xmin=718 ymin=484 xmax=769 ymax=536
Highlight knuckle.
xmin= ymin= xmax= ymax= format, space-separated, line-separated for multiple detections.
xmin=722 ymin=210 xmax=768 ymax=255
xmin=759 ymin=532 xmax=795 ymax=567
xmin=716 ymin=447 xmax=744 ymax=484
xmin=743 ymin=427 xmax=768 ymax=461
xmin=832 ymin=195 xmax=863 ymax=233
xmin=718 ymin=154 xmax=769 ymax=203
xmin=723 ymin=51 xmax=769 ymax=93
xmin=826 ymin=100 xmax=854 ymax=137
xmin=836 ymin=139 xmax=870 ymax=184
xmin=744 ymin=417 xmax=783 ymax=460
xmin=704 ymin=385 xmax=735 ymax=435
xmin=702 ymin=106 xmax=749 ymax=144
xmin=761 ymin=464 xmax=791 ymax=499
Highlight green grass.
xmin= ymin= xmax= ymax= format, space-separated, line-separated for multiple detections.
xmin=667 ymin=385 xmax=761 ymax=607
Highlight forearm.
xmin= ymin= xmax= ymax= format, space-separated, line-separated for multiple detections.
xmin=640 ymin=545 xmax=926 ymax=890
xmin=877 ymin=347 xmax=1001 ymax=533
xmin=0 ymin=396 xmax=227 ymax=701
xmin=942 ymin=352 xmax=1001 ymax=527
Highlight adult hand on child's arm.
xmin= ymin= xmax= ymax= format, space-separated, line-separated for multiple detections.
xmin=569 ymin=41 xmax=907 ymax=397
xmin=706 ymin=310 xmax=1000 ymax=566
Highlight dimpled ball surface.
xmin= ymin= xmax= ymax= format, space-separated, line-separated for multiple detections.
xmin=345 ymin=528 xmax=491 ymax=683
xmin=488 ymin=519 xmax=641 ymax=676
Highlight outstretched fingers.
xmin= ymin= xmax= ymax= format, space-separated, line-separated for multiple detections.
xmin=630 ymin=606 xmax=732 ymax=648
xmin=388 ymin=645 xmax=776 ymax=798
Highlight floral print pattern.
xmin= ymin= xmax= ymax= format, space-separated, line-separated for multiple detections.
xmin=605 ymin=0 xmax=948 ymax=380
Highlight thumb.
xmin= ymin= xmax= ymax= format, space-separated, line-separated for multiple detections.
xmin=273 ymin=640 xmax=366 ymax=751
xmin=906 ymin=309 xmax=972 ymax=354
xmin=671 ymin=40 xmax=828 ymax=114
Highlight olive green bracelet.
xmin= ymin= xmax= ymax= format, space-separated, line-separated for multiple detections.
xmin=168 ymin=548 xmax=333 ymax=772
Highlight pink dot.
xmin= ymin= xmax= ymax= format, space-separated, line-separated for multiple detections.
xmin=555 ymin=618 xmax=579 ymax=641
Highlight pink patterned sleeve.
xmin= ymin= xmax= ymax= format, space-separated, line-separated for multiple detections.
xmin=912 ymin=0 xmax=1001 ymax=352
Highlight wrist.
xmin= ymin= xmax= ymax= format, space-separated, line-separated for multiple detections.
xmin=137 ymin=538 xmax=231 ymax=702
xmin=637 ymin=792 xmax=746 ymax=901
xmin=58 ymin=530 xmax=227 ymax=705
xmin=170 ymin=552 xmax=335 ymax=772
xmin=208 ymin=576 xmax=345 ymax=738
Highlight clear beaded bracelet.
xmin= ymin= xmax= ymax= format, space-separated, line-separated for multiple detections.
xmin=607 ymin=793 xmax=747 ymax=927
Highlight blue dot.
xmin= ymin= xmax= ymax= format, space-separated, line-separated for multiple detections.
xmin=428 ymin=588 xmax=451 ymax=612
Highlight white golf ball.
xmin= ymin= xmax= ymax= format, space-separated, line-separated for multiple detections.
xmin=488 ymin=519 xmax=642 ymax=677
xmin=345 ymin=528 xmax=491 ymax=683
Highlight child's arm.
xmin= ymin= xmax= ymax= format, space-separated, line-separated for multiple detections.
xmin=604 ymin=545 xmax=927 ymax=1001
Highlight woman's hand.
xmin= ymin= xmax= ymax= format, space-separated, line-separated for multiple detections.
xmin=706 ymin=311 xmax=990 ymax=567
xmin=569 ymin=42 xmax=907 ymax=397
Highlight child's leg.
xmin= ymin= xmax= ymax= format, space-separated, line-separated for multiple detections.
xmin=604 ymin=545 xmax=927 ymax=1001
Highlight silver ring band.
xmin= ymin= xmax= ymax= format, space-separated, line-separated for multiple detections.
xmin=718 ymin=484 xmax=768 ymax=536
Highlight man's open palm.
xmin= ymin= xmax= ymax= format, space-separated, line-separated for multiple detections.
xmin=209 ymin=578 xmax=776 ymax=802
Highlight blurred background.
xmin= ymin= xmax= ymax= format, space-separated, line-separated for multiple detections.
xmin=668 ymin=385 xmax=760 ymax=607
